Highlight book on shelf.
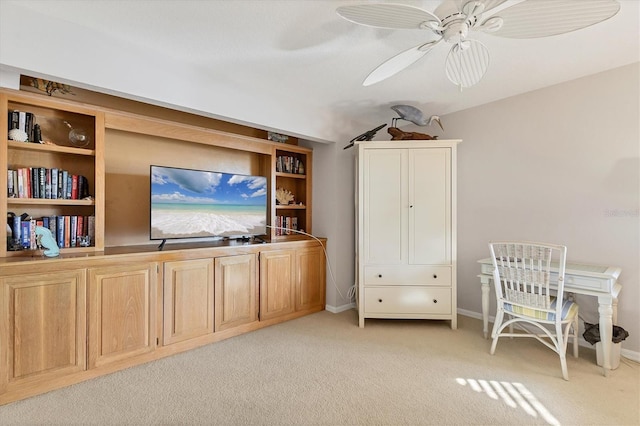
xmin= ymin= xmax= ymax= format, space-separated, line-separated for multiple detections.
xmin=5 ymin=167 xmax=89 ymax=200
xmin=45 ymin=168 xmax=51 ymax=199
xmin=71 ymin=175 xmax=78 ymax=200
xmin=275 ymin=215 xmax=300 ymax=236
xmin=51 ymin=168 xmax=58 ymax=199
xmin=7 ymin=170 xmax=15 ymax=197
xmin=276 ymin=155 xmax=305 ymax=175
xmin=7 ymin=110 xmax=36 ymax=142
xmin=20 ymin=221 xmax=30 ymax=249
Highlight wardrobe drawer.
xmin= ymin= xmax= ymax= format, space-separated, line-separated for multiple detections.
xmin=364 ymin=287 xmax=451 ymax=314
xmin=363 ymin=265 xmax=451 ymax=286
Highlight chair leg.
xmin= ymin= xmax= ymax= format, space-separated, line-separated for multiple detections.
xmin=557 ymin=322 xmax=569 ymax=381
xmin=489 ymin=310 xmax=504 ymax=355
xmin=572 ymin=316 xmax=579 ymax=358
xmin=560 ymin=354 xmax=569 ymax=381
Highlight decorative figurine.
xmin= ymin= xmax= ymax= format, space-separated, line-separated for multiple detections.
xmin=8 ymin=128 xmax=28 ymax=142
xmin=390 ymin=105 xmax=444 ymax=130
xmin=275 ymin=187 xmax=295 ymax=205
xmin=343 ymin=123 xmax=387 ymax=150
xmin=35 ymin=226 xmax=60 ymax=257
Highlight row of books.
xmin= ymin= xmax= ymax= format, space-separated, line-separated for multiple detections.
xmin=7 ymin=168 xmax=90 ymax=200
xmin=274 ymin=215 xmax=299 ymax=236
xmin=8 ymin=214 xmax=95 ymax=250
xmin=276 ymin=155 xmax=305 ymax=175
xmin=8 ymin=110 xmax=39 ymax=143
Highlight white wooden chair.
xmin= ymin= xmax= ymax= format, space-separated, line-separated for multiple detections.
xmin=488 ymin=241 xmax=579 ymax=380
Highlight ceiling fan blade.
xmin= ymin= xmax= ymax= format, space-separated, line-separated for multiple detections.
xmin=489 ymin=0 xmax=620 ymax=39
xmin=363 ymin=41 xmax=441 ymax=86
xmin=336 ymin=4 xmax=440 ymax=30
xmin=445 ymin=39 xmax=490 ymax=88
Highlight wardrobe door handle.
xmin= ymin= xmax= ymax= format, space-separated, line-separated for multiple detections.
xmin=378 ymin=299 xmax=383 ymax=303
xmin=378 ymin=274 xmax=382 ymax=278
xmin=433 ymin=299 xmax=438 ymax=304
xmin=433 ymin=274 xmax=438 ymax=279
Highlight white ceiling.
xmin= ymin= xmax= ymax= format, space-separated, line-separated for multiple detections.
xmin=2 ymin=0 xmax=639 ymax=143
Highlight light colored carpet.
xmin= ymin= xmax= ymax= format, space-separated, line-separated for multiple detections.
xmin=0 ymin=310 xmax=638 ymax=425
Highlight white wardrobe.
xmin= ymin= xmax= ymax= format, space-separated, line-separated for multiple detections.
xmin=355 ymin=140 xmax=460 ymax=329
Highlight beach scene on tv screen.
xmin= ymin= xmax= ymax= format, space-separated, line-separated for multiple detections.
xmin=151 ymin=166 xmax=267 ymax=239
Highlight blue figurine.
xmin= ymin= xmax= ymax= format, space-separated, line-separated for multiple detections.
xmin=35 ymin=226 xmax=60 ymax=257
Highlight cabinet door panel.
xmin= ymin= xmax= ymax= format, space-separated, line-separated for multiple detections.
xmin=88 ymin=263 xmax=156 ymax=368
xmin=0 ymin=270 xmax=86 ymax=392
xmin=164 ymin=259 xmax=214 ymax=345
xmin=295 ymin=246 xmax=325 ymax=311
xmin=259 ymin=250 xmax=295 ymax=320
xmin=409 ymin=148 xmax=451 ymax=264
xmin=363 ymin=149 xmax=407 ymax=265
xmin=215 ymin=254 xmax=257 ymax=331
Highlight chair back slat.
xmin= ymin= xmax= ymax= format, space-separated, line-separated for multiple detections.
xmin=490 ymin=242 xmax=566 ymax=313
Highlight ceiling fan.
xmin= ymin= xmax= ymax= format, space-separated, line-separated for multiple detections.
xmin=336 ymin=0 xmax=620 ymax=88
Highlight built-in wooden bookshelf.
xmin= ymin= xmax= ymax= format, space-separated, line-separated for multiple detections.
xmin=1 ymin=90 xmax=105 ymax=257
xmin=272 ymin=145 xmax=312 ymax=239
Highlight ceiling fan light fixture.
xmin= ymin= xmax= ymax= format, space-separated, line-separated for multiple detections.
xmin=445 ymin=39 xmax=490 ymax=88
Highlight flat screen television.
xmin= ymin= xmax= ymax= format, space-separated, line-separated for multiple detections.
xmin=150 ymin=165 xmax=267 ymax=242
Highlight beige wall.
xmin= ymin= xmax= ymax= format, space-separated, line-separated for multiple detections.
xmin=312 ymin=63 xmax=639 ymax=354
xmin=446 ymin=63 xmax=639 ymax=353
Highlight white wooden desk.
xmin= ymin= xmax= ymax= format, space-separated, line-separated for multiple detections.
xmin=478 ymin=258 xmax=622 ymax=375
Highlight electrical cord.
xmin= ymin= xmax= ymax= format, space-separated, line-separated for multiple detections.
xmin=265 ymin=225 xmax=355 ymax=303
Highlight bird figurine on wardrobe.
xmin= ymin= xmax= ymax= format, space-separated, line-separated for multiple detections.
xmin=389 ymin=105 xmax=443 ymax=140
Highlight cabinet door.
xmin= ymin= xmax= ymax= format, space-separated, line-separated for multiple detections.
xmin=295 ymin=245 xmax=325 ymax=311
xmin=163 ymin=259 xmax=214 ymax=345
xmin=0 ymin=270 xmax=86 ymax=393
xmin=362 ymin=148 xmax=407 ymax=265
xmin=88 ymin=263 xmax=157 ymax=369
xmin=408 ymin=148 xmax=451 ymax=265
xmin=215 ymin=254 xmax=258 ymax=331
xmin=259 ymin=250 xmax=295 ymax=321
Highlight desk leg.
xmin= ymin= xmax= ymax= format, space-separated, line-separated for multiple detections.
xmin=597 ymin=298 xmax=614 ymax=377
xmin=481 ymin=277 xmax=490 ymax=339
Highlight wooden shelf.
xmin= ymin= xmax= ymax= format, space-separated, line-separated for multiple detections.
xmin=7 ymin=140 xmax=95 ymax=156
xmin=8 ymin=198 xmax=95 ymax=206
xmin=275 ymin=172 xmax=306 ymax=179
xmin=276 ymin=204 xmax=306 ymax=210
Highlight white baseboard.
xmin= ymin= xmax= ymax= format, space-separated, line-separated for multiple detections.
xmin=325 ymin=302 xmax=356 ymax=314
xmin=456 ymin=308 xmax=640 ymax=363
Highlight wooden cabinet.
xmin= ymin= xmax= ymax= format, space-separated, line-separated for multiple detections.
xmin=215 ymin=253 xmax=258 ymax=331
xmin=259 ymin=249 xmax=296 ymax=320
xmin=295 ymin=245 xmax=326 ymax=311
xmin=0 ymin=269 xmax=86 ymax=394
xmin=260 ymin=243 xmax=326 ymax=321
xmin=356 ymin=141 xmax=459 ymax=329
xmin=88 ymin=262 xmax=157 ymax=368
xmin=272 ymin=145 xmax=312 ymax=239
xmin=163 ymin=258 xmax=214 ymax=345
xmin=0 ymin=90 xmax=104 ymax=257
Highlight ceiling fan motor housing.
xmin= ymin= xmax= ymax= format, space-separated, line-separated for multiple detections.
xmin=443 ymin=21 xmax=470 ymax=44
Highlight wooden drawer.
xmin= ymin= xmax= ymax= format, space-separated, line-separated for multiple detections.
xmin=363 ymin=265 xmax=451 ymax=286
xmin=364 ymin=287 xmax=451 ymax=314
